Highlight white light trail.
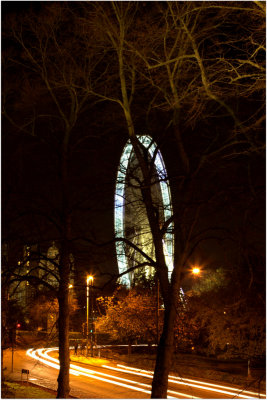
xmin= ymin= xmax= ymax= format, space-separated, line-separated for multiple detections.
xmin=27 ymin=348 xmax=196 ymax=398
xmin=26 ymin=348 xmax=80 ymax=376
xmin=115 ymin=364 xmax=266 ymax=399
xmin=27 ymin=348 xmax=152 ymax=396
xmin=42 ymin=349 xmax=197 ymax=398
xmin=26 ymin=348 xmax=266 ymax=399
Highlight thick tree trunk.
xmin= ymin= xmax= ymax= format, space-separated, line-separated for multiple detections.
xmin=151 ymin=298 xmax=177 ymax=398
xmin=56 ymin=133 xmax=71 ymax=398
xmin=1 ymin=284 xmax=8 ymax=383
xmin=56 ymin=249 xmax=70 ymax=398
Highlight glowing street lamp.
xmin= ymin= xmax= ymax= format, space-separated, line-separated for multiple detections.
xmin=192 ymin=267 xmax=200 ymax=275
xmin=86 ymin=276 xmax=93 ymax=356
xmin=68 ymin=284 xmax=73 ymax=305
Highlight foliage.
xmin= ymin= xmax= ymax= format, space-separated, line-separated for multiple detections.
xmin=29 ymin=296 xmax=59 ymax=330
xmin=189 ymin=268 xmax=228 ymax=295
xmin=28 ymin=293 xmax=78 ymax=330
xmin=96 ymin=287 xmax=199 ymax=351
xmin=187 ymin=266 xmax=266 ymax=359
xmin=96 ymin=288 xmax=160 ymax=344
xmin=173 ymin=295 xmax=199 ymax=353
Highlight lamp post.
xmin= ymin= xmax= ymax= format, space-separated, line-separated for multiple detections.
xmin=86 ymin=275 xmax=93 ymax=356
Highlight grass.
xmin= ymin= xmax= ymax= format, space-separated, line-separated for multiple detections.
xmin=70 ymin=354 xmax=110 ymax=366
xmin=2 ymin=381 xmax=56 ymax=399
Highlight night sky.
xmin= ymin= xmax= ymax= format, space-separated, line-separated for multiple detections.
xmin=2 ymin=1 xmax=265 ymax=296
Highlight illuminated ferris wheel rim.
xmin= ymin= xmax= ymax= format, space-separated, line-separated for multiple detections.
xmin=114 ymin=135 xmax=174 ymax=287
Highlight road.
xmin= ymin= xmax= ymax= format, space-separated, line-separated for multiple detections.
xmin=3 ymin=348 xmax=266 ymax=399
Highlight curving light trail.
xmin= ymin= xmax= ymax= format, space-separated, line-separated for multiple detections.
xmin=26 ymin=348 xmax=265 ymax=399
xmin=26 ymin=348 xmax=164 ymax=397
xmin=115 ymin=364 xmax=266 ymax=399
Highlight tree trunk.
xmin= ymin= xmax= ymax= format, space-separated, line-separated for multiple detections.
xmin=56 ymin=204 xmax=71 ymax=398
xmin=56 ymin=131 xmax=71 ymax=398
xmin=151 ymin=298 xmax=177 ymax=398
xmin=128 ymin=343 xmax=132 ymax=356
xmin=1 ymin=285 xmax=8 ymax=383
xmin=56 ymin=248 xmax=70 ymax=398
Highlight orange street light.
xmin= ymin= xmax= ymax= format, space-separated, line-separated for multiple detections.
xmin=68 ymin=284 xmax=73 ymax=305
xmin=87 ymin=275 xmax=93 ymax=285
xmin=192 ymin=267 xmax=200 ymax=275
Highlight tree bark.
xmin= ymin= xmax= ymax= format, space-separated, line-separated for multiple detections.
xmin=57 ymin=135 xmax=71 ymax=398
xmin=56 ymin=244 xmax=70 ymax=398
xmin=151 ymin=292 xmax=177 ymax=398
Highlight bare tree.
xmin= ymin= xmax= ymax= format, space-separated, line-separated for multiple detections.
xmin=2 ymin=3 xmax=104 ymax=397
xmin=79 ymin=2 xmax=265 ymax=397
xmin=3 ymin=2 xmax=264 ymax=398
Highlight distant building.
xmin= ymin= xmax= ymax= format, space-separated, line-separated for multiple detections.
xmin=7 ymin=241 xmax=74 ymax=330
xmin=39 ymin=241 xmax=60 ymax=288
xmin=8 ymin=244 xmax=40 ymax=308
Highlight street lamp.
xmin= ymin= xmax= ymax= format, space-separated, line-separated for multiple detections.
xmin=192 ymin=267 xmax=200 ymax=275
xmin=86 ymin=275 xmax=93 ymax=356
xmin=68 ymin=284 xmax=73 ymax=305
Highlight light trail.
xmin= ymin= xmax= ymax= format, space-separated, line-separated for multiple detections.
xmin=103 ymin=364 xmax=263 ymax=399
xmin=27 ymin=348 xmax=152 ymax=395
xmin=26 ymin=349 xmax=80 ymax=376
xmin=27 ymin=348 xmax=197 ymax=398
xmin=116 ymin=364 xmax=266 ymax=399
xmin=26 ymin=348 xmax=266 ymax=399
xmin=43 ymin=348 xmax=196 ymax=398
